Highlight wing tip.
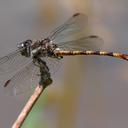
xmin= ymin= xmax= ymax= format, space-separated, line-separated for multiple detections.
xmin=4 ymin=79 xmax=11 ymax=87
xmin=73 ymin=13 xmax=81 ymax=17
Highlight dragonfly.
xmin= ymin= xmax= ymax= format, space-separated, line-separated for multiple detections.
xmin=0 ymin=13 xmax=128 ymax=96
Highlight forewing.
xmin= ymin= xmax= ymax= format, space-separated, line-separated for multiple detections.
xmin=0 ymin=49 xmax=31 ymax=75
xmin=48 ymin=13 xmax=88 ymax=42
xmin=2 ymin=61 xmax=40 ymax=96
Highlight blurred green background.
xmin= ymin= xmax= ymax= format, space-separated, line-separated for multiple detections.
xmin=0 ymin=0 xmax=128 ymax=128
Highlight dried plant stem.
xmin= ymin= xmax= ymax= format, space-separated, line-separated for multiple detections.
xmin=12 ymin=85 xmax=44 ymax=128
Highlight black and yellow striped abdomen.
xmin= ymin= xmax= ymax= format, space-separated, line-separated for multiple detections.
xmin=55 ymin=50 xmax=128 ymax=61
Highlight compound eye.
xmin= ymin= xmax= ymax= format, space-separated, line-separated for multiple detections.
xmin=17 ymin=39 xmax=32 ymax=49
xmin=24 ymin=40 xmax=32 ymax=46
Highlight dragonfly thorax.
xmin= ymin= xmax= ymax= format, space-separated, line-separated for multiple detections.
xmin=40 ymin=38 xmax=57 ymax=50
xmin=37 ymin=38 xmax=58 ymax=57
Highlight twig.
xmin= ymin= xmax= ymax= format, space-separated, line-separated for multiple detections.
xmin=11 ymin=58 xmax=52 ymax=128
xmin=12 ymin=58 xmax=52 ymax=128
xmin=12 ymin=85 xmax=44 ymax=128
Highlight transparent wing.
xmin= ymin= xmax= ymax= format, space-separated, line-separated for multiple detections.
xmin=42 ymin=57 xmax=62 ymax=75
xmin=58 ymin=35 xmax=103 ymax=51
xmin=2 ymin=61 xmax=40 ymax=96
xmin=0 ymin=48 xmax=31 ymax=75
xmin=48 ymin=13 xmax=88 ymax=42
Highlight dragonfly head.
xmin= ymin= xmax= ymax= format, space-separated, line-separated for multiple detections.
xmin=17 ymin=40 xmax=32 ymax=57
xmin=17 ymin=40 xmax=32 ymax=49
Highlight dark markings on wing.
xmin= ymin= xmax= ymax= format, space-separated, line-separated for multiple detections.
xmin=73 ymin=13 xmax=80 ymax=17
xmin=4 ymin=79 xmax=11 ymax=87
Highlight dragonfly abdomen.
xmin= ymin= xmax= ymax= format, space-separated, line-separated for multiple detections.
xmin=55 ymin=50 xmax=128 ymax=61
